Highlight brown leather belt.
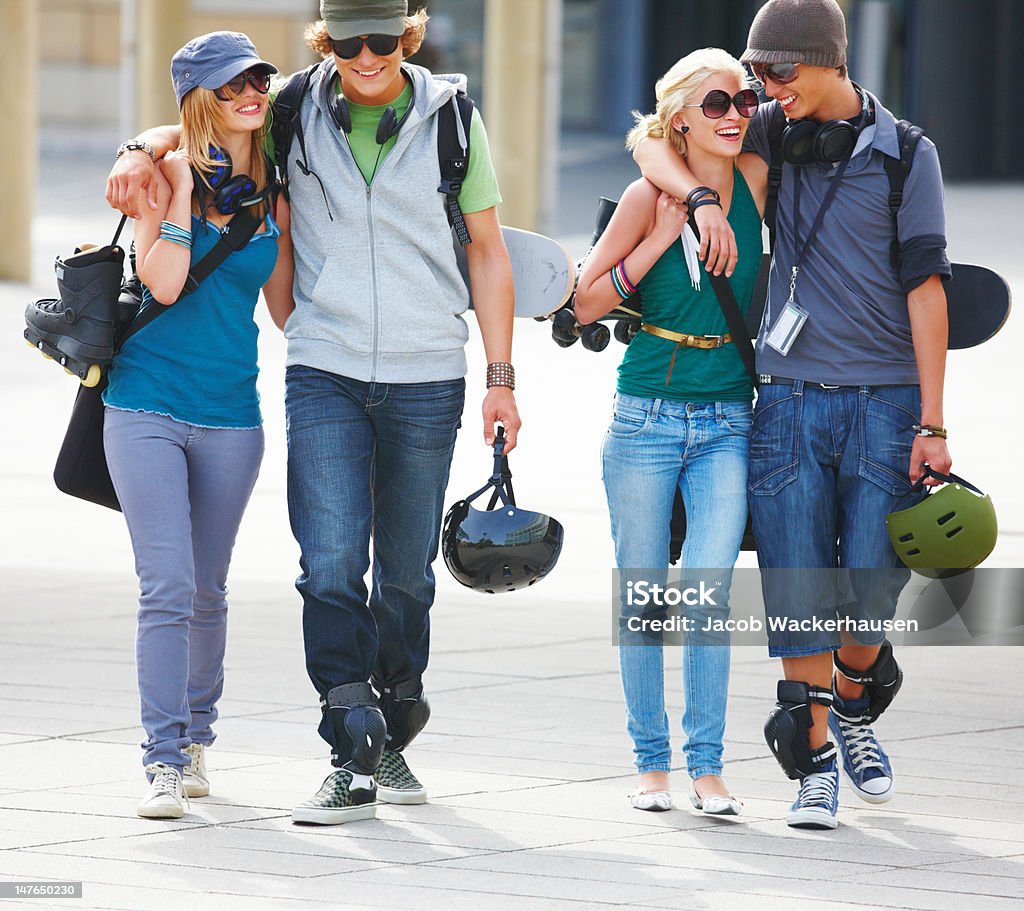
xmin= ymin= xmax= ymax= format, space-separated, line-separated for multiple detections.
xmin=640 ymin=324 xmax=733 ymax=349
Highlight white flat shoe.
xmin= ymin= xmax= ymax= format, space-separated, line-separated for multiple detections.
xmin=688 ymin=787 xmax=742 ymax=816
xmin=629 ymin=789 xmax=673 ymax=812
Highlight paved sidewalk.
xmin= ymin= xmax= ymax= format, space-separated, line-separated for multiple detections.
xmin=0 ymin=141 xmax=1021 ymax=910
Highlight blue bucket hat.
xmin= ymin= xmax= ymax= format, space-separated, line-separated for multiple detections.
xmin=171 ymin=32 xmax=278 ymax=108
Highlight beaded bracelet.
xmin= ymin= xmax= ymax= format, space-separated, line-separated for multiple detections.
xmin=486 ymin=362 xmax=515 ymax=390
xmin=913 ymin=423 xmax=948 ymax=439
xmin=611 ymin=259 xmax=638 ymax=300
xmin=159 ymin=220 xmax=192 ymax=249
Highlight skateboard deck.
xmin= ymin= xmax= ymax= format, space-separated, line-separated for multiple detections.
xmin=455 ymin=226 xmax=575 ymax=319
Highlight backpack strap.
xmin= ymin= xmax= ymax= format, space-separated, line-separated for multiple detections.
xmin=885 ymin=119 xmax=924 ymax=268
xmin=764 ymin=103 xmax=787 ymax=252
xmin=270 ymin=65 xmax=330 ymax=214
xmin=438 ymin=90 xmax=474 ymax=246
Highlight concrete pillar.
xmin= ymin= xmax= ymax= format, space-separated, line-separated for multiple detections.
xmin=1 ymin=0 xmax=37 ymax=282
xmin=135 ymin=0 xmax=191 ymax=132
xmin=483 ymin=0 xmax=562 ymax=233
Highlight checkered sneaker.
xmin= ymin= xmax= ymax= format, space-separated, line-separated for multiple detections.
xmin=292 ymin=769 xmax=378 ymax=825
xmin=375 ymin=750 xmax=427 ymax=804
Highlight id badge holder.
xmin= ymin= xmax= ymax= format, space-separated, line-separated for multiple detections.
xmin=765 ymin=300 xmax=808 ymax=356
xmin=765 ymin=267 xmax=808 ymax=357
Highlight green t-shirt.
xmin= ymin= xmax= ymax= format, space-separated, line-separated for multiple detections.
xmin=617 ymin=169 xmax=762 ymax=403
xmin=269 ymin=82 xmax=501 ymax=214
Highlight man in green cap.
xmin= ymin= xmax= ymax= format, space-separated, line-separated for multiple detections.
xmin=633 ymin=0 xmax=952 ymax=829
xmin=106 ymin=1 xmax=520 ymax=825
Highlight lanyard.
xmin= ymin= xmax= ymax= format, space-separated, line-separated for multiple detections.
xmin=786 ymin=155 xmax=852 ymax=303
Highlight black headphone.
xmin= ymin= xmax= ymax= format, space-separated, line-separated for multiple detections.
xmin=192 ymin=146 xmax=275 ymax=215
xmin=781 ymin=86 xmax=872 ymax=167
xmin=328 ymin=74 xmax=415 ymax=145
xmin=192 ymin=146 xmax=257 ymax=215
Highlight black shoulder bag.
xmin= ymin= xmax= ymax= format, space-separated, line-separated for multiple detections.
xmin=53 ymin=207 xmax=265 ymax=511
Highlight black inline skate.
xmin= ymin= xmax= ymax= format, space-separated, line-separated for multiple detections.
xmin=25 ymin=226 xmax=128 ymax=388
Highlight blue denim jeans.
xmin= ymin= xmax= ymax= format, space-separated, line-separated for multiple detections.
xmin=601 ymin=394 xmax=751 ymax=778
xmin=103 ymin=409 xmax=264 ymax=770
xmin=284 ymin=366 xmax=464 ymax=754
xmin=748 ymin=382 xmax=924 ymax=657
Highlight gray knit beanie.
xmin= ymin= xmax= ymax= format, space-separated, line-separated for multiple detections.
xmin=740 ymin=0 xmax=847 ymax=69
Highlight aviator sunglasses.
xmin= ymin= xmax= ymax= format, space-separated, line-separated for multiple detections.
xmin=684 ymin=88 xmax=759 ymax=119
xmin=330 ymin=34 xmax=402 ymax=60
xmin=751 ymin=62 xmax=801 ymax=85
xmin=214 ymin=68 xmax=271 ymax=101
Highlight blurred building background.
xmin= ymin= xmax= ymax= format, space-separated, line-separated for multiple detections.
xmin=35 ymin=0 xmax=1023 ymax=182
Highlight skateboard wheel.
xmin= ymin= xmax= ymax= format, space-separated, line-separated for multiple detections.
xmin=581 ymin=322 xmax=610 ymax=352
xmin=82 ymin=364 xmax=103 ymax=388
xmin=613 ymin=321 xmax=638 ymax=345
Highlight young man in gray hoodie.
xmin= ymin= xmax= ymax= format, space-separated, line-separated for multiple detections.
xmin=107 ymin=1 xmax=520 ymax=824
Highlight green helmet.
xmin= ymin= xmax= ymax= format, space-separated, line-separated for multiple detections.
xmin=886 ymin=470 xmax=997 ymax=577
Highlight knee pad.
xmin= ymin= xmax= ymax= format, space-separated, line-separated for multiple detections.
xmin=833 ymin=640 xmax=903 ymax=724
xmin=373 ymin=676 xmax=430 ymax=753
xmin=764 ymin=680 xmax=837 ymax=780
xmin=324 ymin=682 xmax=387 ymax=774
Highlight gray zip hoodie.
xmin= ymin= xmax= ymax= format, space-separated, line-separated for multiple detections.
xmin=285 ymin=60 xmax=471 ymax=383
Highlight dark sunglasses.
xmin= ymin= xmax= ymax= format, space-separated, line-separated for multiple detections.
xmin=214 ymin=68 xmax=271 ymax=102
xmin=751 ymin=62 xmax=801 ymax=85
xmin=684 ymin=88 xmax=759 ymax=119
xmin=330 ymin=34 xmax=402 ymax=60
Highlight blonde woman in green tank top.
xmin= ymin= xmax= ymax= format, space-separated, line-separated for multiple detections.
xmin=576 ymin=48 xmax=767 ymax=817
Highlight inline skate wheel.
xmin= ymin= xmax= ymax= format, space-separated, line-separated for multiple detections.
xmin=82 ymin=364 xmax=103 ymax=388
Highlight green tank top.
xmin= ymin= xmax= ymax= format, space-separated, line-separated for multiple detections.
xmin=617 ymin=168 xmax=761 ymax=402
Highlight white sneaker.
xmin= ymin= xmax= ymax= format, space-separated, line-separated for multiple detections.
xmin=182 ymin=743 xmax=210 ymax=798
xmin=138 ymin=763 xmax=189 ymax=819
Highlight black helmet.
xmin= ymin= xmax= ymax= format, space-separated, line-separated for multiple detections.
xmin=442 ymin=428 xmax=564 ymax=593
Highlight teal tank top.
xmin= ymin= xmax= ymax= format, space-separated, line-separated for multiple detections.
xmin=617 ymin=169 xmax=761 ymax=402
xmin=103 ymin=213 xmax=279 ymax=428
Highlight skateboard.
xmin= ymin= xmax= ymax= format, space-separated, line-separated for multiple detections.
xmin=455 ymin=226 xmax=575 ymax=319
xmin=553 ymin=197 xmax=1012 ymax=352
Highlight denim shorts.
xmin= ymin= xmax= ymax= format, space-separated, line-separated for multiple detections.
xmin=748 ymin=381 xmax=924 ymax=657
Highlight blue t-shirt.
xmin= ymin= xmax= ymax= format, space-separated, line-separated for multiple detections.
xmin=104 ymin=214 xmax=279 ymax=428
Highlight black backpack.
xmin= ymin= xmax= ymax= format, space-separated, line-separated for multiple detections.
xmin=270 ymin=64 xmax=475 ymax=245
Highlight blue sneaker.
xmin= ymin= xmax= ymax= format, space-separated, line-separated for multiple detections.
xmin=829 ymin=694 xmax=895 ymax=804
xmin=787 ymin=759 xmax=840 ymax=829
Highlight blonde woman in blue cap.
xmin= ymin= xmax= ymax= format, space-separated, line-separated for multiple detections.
xmin=104 ymin=31 xmax=295 ymax=819
xmin=106 ymin=2 xmax=518 ymax=825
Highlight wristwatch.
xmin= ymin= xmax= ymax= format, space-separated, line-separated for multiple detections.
xmin=116 ymin=140 xmax=155 ymax=161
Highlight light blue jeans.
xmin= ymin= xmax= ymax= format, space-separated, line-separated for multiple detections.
xmin=601 ymin=393 xmax=751 ymax=778
xmin=104 ymin=409 xmax=264 ymax=770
